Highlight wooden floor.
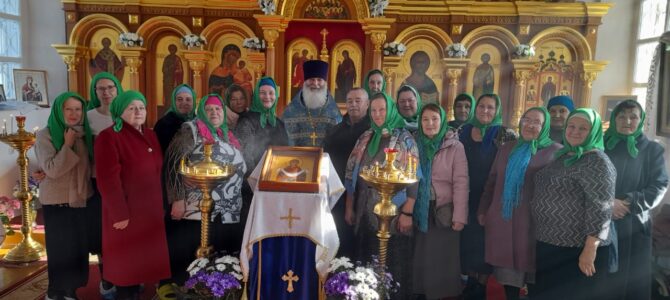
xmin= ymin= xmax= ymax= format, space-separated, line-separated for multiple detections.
xmin=0 ymin=227 xmax=48 ymax=299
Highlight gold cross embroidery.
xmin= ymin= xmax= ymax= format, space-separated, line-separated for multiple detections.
xmin=282 ymin=269 xmax=299 ymax=293
xmin=280 ymin=208 xmax=301 ymax=229
xmin=309 ymin=131 xmax=318 ymax=146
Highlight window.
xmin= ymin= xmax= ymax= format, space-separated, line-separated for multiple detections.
xmin=632 ymin=0 xmax=670 ymax=108
xmin=0 ymin=0 xmax=20 ymax=100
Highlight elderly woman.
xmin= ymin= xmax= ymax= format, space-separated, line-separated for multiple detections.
xmin=95 ymin=90 xmax=170 ymax=300
xmin=448 ymin=93 xmax=475 ymax=129
xmin=35 ymin=92 xmax=94 ymax=300
xmin=546 ymin=95 xmax=575 ymax=143
xmin=363 ymin=69 xmax=386 ymax=96
xmin=397 ymin=85 xmax=422 ymax=132
xmin=477 ymin=107 xmax=561 ymax=300
xmin=154 ymin=84 xmax=196 ymax=153
xmin=412 ymin=103 xmax=468 ymax=299
xmin=458 ymin=93 xmax=516 ymax=299
xmin=604 ymin=100 xmax=668 ymax=300
xmin=164 ymin=94 xmax=247 ymax=284
xmin=224 ymin=83 xmax=249 ymax=129
xmin=345 ymin=93 xmax=418 ymax=299
xmin=235 ymin=77 xmax=289 ymax=174
xmin=532 ymin=108 xmax=616 ymax=300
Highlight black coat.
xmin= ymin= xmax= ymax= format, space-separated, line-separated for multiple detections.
xmin=154 ymin=111 xmax=186 ymax=154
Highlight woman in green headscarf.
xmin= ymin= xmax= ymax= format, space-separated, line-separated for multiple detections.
xmin=363 ymin=69 xmax=386 ymax=96
xmin=87 ymin=72 xmax=123 ymax=135
xmin=235 ymin=76 xmax=289 ymax=177
xmin=94 ymin=90 xmax=171 ymax=300
xmin=396 ymin=85 xmax=423 ymax=132
xmin=532 ymin=108 xmax=616 ymax=299
xmin=476 ymin=107 xmax=562 ymax=300
xmin=412 ymin=103 xmax=468 ymax=299
xmin=448 ymin=93 xmax=476 ymax=129
xmin=34 ymin=92 xmax=94 ymax=300
xmin=154 ymin=84 xmax=196 ymax=153
xmin=458 ymin=93 xmax=516 ymax=299
xmin=604 ymin=100 xmax=668 ymax=299
xmin=163 ymin=94 xmax=247 ymax=288
xmin=344 ymin=92 xmax=419 ymax=299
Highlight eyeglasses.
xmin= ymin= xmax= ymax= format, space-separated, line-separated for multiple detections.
xmin=96 ymin=85 xmax=117 ymax=93
xmin=521 ymin=118 xmax=543 ymax=127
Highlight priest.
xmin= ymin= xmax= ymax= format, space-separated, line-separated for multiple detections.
xmin=283 ymin=60 xmax=342 ymax=147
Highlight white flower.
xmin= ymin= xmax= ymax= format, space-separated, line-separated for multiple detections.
xmin=446 ymin=43 xmax=468 ymax=58
xmin=182 ymin=34 xmax=207 ymax=48
xmin=258 ymin=0 xmax=276 ymax=15
xmin=383 ymin=50 xmax=390 ymax=56
xmin=118 ymin=32 xmax=144 ymax=47
xmin=515 ymin=44 xmax=535 ymax=57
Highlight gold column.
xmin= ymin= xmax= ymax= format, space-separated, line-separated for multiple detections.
xmin=52 ymin=44 xmax=88 ymax=95
xmin=511 ymin=58 xmax=538 ymax=129
xmin=118 ymin=47 xmax=146 ymax=90
xmin=183 ymin=50 xmax=213 ymax=98
xmin=255 ymin=14 xmax=286 ymax=79
xmin=382 ymin=56 xmax=401 ymax=95
xmin=443 ymin=58 xmax=469 ymax=120
xmin=579 ymin=61 xmax=608 ymax=108
xmin=362 ymin=17 xmax=395 ymax=70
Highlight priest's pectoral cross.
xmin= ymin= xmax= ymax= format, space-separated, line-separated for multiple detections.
xmin=282 ymin=270 xmax=299 ymax=293
xmin=309 ymin=131 xmax=318 ymax=146
xmin=280 ymin=208 xmax=301 ymax=229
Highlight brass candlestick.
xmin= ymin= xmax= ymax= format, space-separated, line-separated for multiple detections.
xmin=178 ymin=143 xmax=236 ymax=258
xmin=359 ymin=148 xmax=417 ymax=270
xmin=0 ymin=115 xmax=45 ymax=263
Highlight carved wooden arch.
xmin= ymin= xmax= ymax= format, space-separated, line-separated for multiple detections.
xmin=461 ymin=25 xmax=520 ymax=56
xmin=200 ymin=19 xmax=255 ymax=51
xmin=530 ymin=26 xmax=592 ymax=60
xmin=279 ymin=0 xmax=369 ymax=20
xmin=136 ymin=16 xmax=191 ymax=42
xmin=394 ymin=24 xmax=454 ymax=57
xmin=69 ymin=13 xmax=128 ymax=45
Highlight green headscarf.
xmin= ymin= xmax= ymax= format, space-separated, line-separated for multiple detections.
xmin=554 ymin=108 xmax=604 ymax=166
xmin=604 ymin=100 xmax=645 ymax=158
xmin=88 ymin=72 xmax=123 ymax=110
xmin=367 ymin=93 xmax=406 ymax=157
xmin=453 ymin=93 xmax=476 ymax=123
xmin=196 ymin=94 xmax=229 ymax=142
xmin=166 ymin=84 xmax=196 ymax=121
xmin=514 ymin=107 xmax=553 ymax=155
xmin=468 ymin=93 xmax=503 ymax=136
xmin=363 ymin=69 xmax=387 ymax=97
xmin=249 ymin=77 xmax=279 ymax=128
xmin=397 ymin=85 xmax=423 ymax=122
xmin=417 ymin=103 xmax=450 ymax=160
xmin=47 ymin=92 xmax=94 ymax=160
xmin=110 ymin=90 xmax=147 ymax=132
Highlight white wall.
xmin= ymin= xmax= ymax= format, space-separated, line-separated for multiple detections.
xmin=0 ymin=0 xmax=66 ymax=197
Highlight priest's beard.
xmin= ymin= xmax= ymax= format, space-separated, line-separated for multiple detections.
xmin=302 ymin=83 xmax=328 ymax=109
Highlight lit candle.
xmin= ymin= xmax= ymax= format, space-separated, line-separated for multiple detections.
xmin=9 ymin=115 xmax=13 ymax=133
xmin=2 ymin=119 xmax=5 ymax=133
xmin=2 ymin=125 xmax=5 ymax=135
xmin=33 ymin=126 xmax=39 ymax=133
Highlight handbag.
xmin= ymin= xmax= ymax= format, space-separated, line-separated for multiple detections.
xmin=434 ymin=203 xmax=454 ymax=229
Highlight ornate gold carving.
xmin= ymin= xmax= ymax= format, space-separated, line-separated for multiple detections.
xmin=370 ymin=32 xmax=387 ymax=51
xmin=128 ymin=14 xmax=139 ymax=25
xmin=396 ymin=15 xmax=449 ymax=23
xmin=124 ymin=57 xmax=143 ymax=75
xmin=263 ymin=29 xmax=280 ymax=49
xmin=530 ymin=28 xmax=593 ymax=60
xmin=205 ymin=10 xmax=255 ymax=18
xmin=589 ymin=28 xmax=597 ymax=35
xmin=446 ymin=69 xmax=462 ymax=86
xmin=188 ymin=60 xmax=206 ymax=77
xmin=519 ymin=24 xmax=530 ymax=35
xmin=77 ymin=5 xmax=132 ymax=13
xmin=513 ymin=70 xmax=532 ymax=85
xmin=580 ymin=72 xmax=598 ymax=88
xmin=66 ymin=12 xmax=76 ymax=22
xmin=140 ymin=7 xmax=189 ymax=15
xmin=62 ymin=55 xmax=81 ymax=72
xmin=451 ymin=24 xmax=463 ymax=35
xmin=530 ymin=16 xmax=585 ymax=25
xmin=192 ymin=17 xmax=203 ymax=28
xmin=465 ymin=16 xmax=516 ymax=24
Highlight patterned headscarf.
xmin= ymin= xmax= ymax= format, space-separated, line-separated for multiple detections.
xmin=554 ymin=108 xmax=604 ymax=166
xmin=367 ymin=93 xmax=406 ymax=157
xmin=250 ymin=77 xmax=279 ymax=128
xmin=47 ymin=92 xmax=94 ymax=159
xmin=196 ymin=94 xmax=229 ymax=143
xmin=88 ymin=72 xmax=123 ymax=110
xmin=166 ymin=84 xmax=196 ymax=121
xmin=396 ymin=85 xmax=423 ymax=123
xmin=110 ymin=90 xmax=146 ymax=132
xmin=604 ymin=100 xmax=645 ymax=158
xmin=468 ymin=93 xmax=503 ymax=136
xmin=363 ymin=69 xmax=386 ymax=97
xmin=501 ymin=107 xmax=553 ymax=220
xmin=415 ymin=103 xmax=450 ymax=232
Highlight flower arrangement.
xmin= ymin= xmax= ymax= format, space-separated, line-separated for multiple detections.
xmin=324 ymin=257 xmax=399 ymax=300
xmin=118 ymin=32 xmax=144 ymax=47
xmin=182 ymin=253 xmax=243 ymax=299
xmin=242 ymin=37 xmax=266 ymax=51
xmin=446 ymin=43 xmax=468 ymax=58
xmin=0 ymin=196 xmax=20 ymax=235
xmin=182 ymin=34 xmax=207 ymax=49
xmin=258 ymin=0 xmax=276 ymax=15
xmin=369 ymin=0 xmax=390 ymax=17
xmin=514 ymin=44 xmax=536 ymax=58
xmin=383 ymin=42 xmax=406 ymax=57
